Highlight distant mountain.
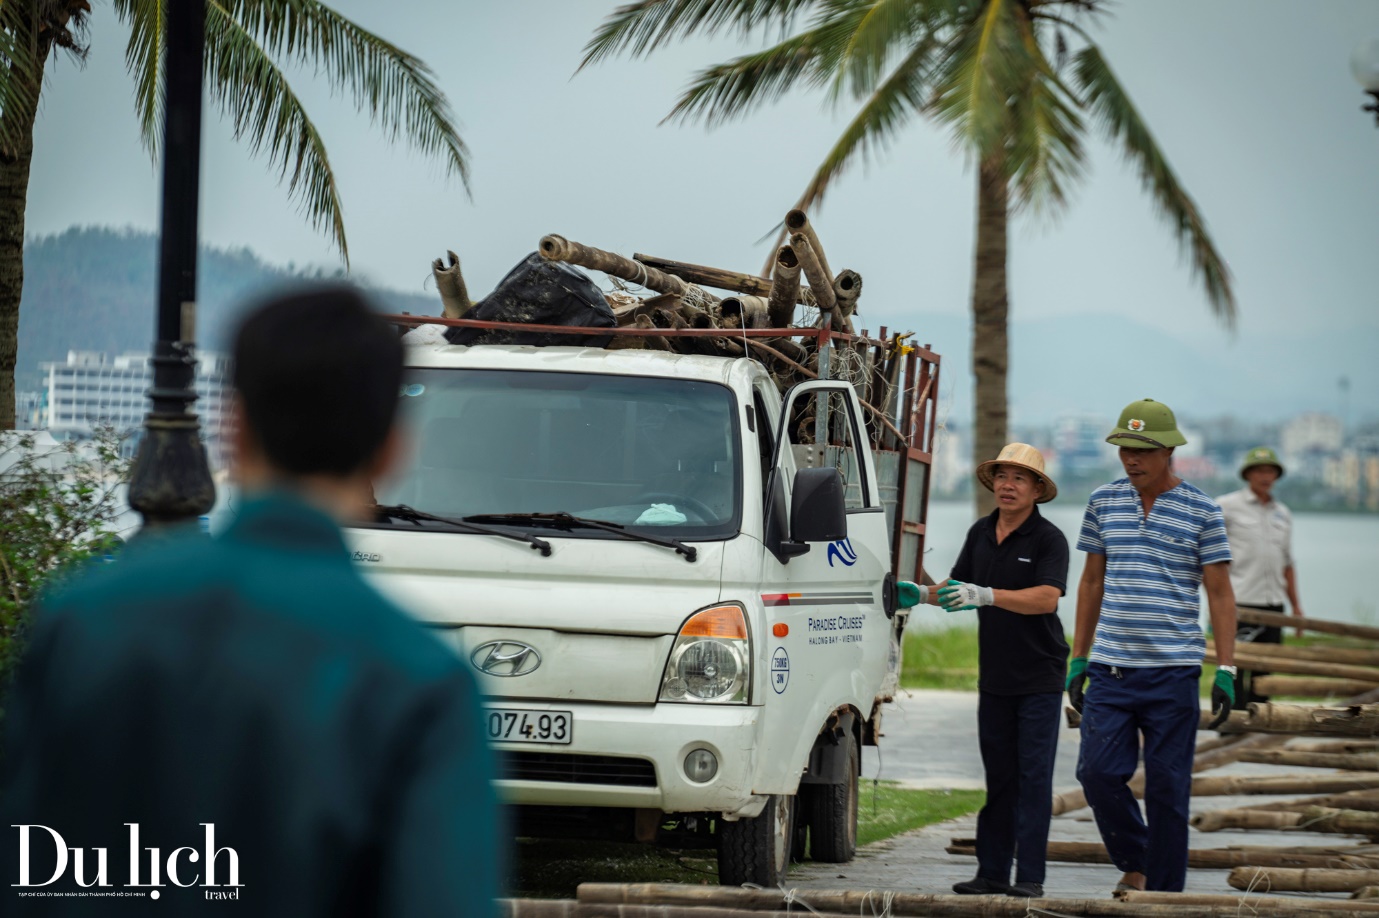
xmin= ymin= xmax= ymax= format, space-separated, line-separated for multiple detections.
xmin=17 ymin=227 xmax=435 ymax=390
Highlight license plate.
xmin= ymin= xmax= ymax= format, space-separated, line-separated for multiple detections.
xmin=484 ymin=707 xmax=573 ymax=745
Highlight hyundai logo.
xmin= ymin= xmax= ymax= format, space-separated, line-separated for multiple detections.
xmin=471 ymin=640 xmax=542 ymax=677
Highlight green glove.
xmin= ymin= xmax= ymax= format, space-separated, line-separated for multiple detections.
xmin=1209 ymin=667 xmax=1236 ymax=729
xmin=1066 ymin=656 xmax=1089 ymax=714
xmin=897 ymin=581 xmax=927 ymax=608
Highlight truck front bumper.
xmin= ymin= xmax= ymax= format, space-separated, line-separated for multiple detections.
xmin=490 ymin=701 xmax=767 ymax=817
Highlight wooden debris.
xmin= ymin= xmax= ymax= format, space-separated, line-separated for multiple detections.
xmin=1118 ymin=891 xmax=1379 ymax=912
xmin=1205 ymin=650 xmax=1379 ymax=685
xmin=1238 ymin=749 xmax=1379 ymax=770
xmin=538 ymin=234 xmax=719 ymax=306
xmin=785 ymin=209 xmax=832 ymax=282
xmin=1212 ymin=641 xmax=1379 ymax=669
xmin=946 ymin=837 xmax=1379 ymax=869
xmin=1191 ymin=773 xmax=1379 ymax=797
xmin=832 ymin=269 xmax=862 ymax=317
xmin=766 ymin=245 xmax=802 ymax=328
xmin=1229 ymin=865 xmax=1379 ymax=893
xmin=1239 ymin=609 xmax=1379 ymax=642
xmin=1255 ymin=677 xmax=1379 ymax=699
xmin=431 ymin=250 xmax=472 ymax=318
xmin=1241 ymin=789 xmax=1379 ymax=813
xmin=631 ymin=253 xmax=775 ymax=300
xmin=790 ymin=232 xmax=839 ymax=325
xmin=1231 ymin=703 xmax=1379 ymax=737
xmin=719 ymin=295 xmax=770 ymax=329
xmin=1193 ymin=805 xmax=1379 ymax=835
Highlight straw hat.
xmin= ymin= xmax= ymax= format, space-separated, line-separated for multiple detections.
xmin=975 ymin=442 xmax=1058 ymax=503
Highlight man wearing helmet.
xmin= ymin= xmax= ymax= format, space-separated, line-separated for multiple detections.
xmin=1218 ymin=447 xmax=1304 ymax=705
xmin=1065 ymin=399 xmax=1237 ymax=893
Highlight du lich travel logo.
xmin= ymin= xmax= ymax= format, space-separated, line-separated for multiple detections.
xmin=9 ymin=822 xmax=242 ymax=902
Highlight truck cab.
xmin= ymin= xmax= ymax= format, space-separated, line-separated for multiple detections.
xmin=345 ymin=337 xmax=934 ymax=885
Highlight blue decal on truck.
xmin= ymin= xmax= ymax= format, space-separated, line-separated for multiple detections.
xmin=826 ymin=538 xmax=857 ymax=568
xmin=771 ymin=647 xmax=790 ymax=694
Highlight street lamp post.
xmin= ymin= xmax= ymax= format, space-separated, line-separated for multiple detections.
xmin=1352 ymin=39 xmax=1379 ymax=127
xmin=126 ymin=0 xmax=216 ymax=527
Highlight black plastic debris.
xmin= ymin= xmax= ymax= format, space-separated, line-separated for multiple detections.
xmin=444 ymin=252 xmax=615 ymax=347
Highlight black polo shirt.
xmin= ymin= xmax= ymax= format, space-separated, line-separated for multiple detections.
xmin=950 ymin=506 xmax=1070 ymax=695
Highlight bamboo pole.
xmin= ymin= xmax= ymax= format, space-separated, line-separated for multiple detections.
xmin=1229 ymin=865 xmax=1379 ymax=893
xmin=765 ymin=246 xmax=802 ymax=328
xmin=719 ymin=295 xmax=770 ymax=329
xmin=1238 ymin=750 xmax=1379 ymax=770
xmin=1205 ymin=650 xmax=1379 ymax=685
xmin=789 ymin=233 xmax=839 ymax=324
xmin=1231 ymin=703 xmax=1379 ymax=737
xmin=1194 ymin=805 xmax=1379 ymax=835
xmin=1238 ymin=609 xmax=1379 ymax=642
xmin=1212 ymin=642 xmax=1379 ymax=669
xmin=1255 ymin=677 xmax=1379 ymax=699
xmin=499 ymin=899 xmax=579 ymax=918
xmin=785 ymin=209 xmax=832 ymax=282
xmin=1191 ymin=773 xmax=1379 ymax=797
xmin=431 ymin=250 xmax=473 ymax=318
xmin=832 ymin=268 xmax=862 ymax=317
xmin=631 ymin=253 xmax=775 ymax=299
xmin=1242 ymin=790 xmax=1379 ymax=814
xmin=1357 ymin=887 xmax=1379 ymax=900
xmin=538 ymin=235 xmax=720 ymax=306
xmin=945 ymin=837 xmax=1379 ymax=869
xmin=1119 ymin=891 xmax=1379 ymax=912
xmin=1302 ymin=743 xmax=1379 ymax=755
xmin=576 ymin=883 xmax=1376 ymax=918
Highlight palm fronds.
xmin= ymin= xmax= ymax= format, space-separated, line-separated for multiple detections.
xmin=0 ymin=3 xmax=43 ymax=154
xmin=582 ymin=0 xmax=816 ymax=69
xmin=1072 ymin=44 xmax=1235 ymax=324
xmin=203 ymin=1 xmax=346 ymax=261
xmin=113 ymin=0 xmax=164 ymax=156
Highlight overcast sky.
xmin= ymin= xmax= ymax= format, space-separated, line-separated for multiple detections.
xmin=23 ymin=0 xmax=1379 ymax=426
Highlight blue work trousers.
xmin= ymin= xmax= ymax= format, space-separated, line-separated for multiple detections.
xmin=1076 ymin=662 xmax=1200 ymax=892
xmin=975 ymin=690 xmax=1062 ymax=886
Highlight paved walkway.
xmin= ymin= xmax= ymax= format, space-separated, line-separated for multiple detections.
xmin=785 ymin=690 xmax=1357 ymax=901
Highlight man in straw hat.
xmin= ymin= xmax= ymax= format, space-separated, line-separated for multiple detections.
xmin=1218 ymin=446 xmax=1305 ymax=705
xmin=1067 ymin=398 xmax=1237 ymax=893
xmin=913 ymin=443 xmax=1069 ymax=898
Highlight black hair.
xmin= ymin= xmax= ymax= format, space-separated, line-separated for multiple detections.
xmin=231 ymin=284 xmax=403 ymax=476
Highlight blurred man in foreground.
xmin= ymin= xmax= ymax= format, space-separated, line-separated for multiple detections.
xmin=0 ymin=286 xmax=500 ymax=916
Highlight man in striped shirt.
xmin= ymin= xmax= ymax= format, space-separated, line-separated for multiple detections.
xmin=1066 ymin=398 xmax=1237 ymax=893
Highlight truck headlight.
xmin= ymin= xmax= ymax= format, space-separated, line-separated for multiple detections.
xmin=659 ymin=604 xmax=750 ymax=704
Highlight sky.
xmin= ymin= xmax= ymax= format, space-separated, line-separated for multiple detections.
xmin=22 ymin=0 xmax=1379 ymax=427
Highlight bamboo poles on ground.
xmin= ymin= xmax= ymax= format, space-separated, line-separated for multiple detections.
xmin=1118 ymin=891 xmax=1379 ymax=912
xmin=1239 ymin=609 xmax=1379 ymax=642
xmin=1191 ymin=773 xmax=1379 ymax=797
xmin=1205 ymin=650 xmax=1379 ymax=685
xmin=945 ymin=837 xmax=1379 ymax=869
xmin=1214 ymin=642 xmax=1379 ymax=669
xmin=1230 ymin=703 xmax=1379 ymax=737
xmin=1228 ymin=865 xmax=1379 ymax=893
xmin=1238 ymin=750 xmax=1379 ymax=770
xmin=1256 ymin=677 xmax=1379 ymax=698
xmin=1193 ymin=805 xmax=1379 ymax=835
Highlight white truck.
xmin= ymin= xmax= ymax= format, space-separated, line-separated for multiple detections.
xmin=346 ymin=326 xmax=938 ymax=886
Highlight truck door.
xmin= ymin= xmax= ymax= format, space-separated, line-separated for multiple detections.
xmin=758 ymin=380 xmax=890 ymax=742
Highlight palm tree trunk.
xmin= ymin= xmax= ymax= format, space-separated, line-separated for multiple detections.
xmin=0 ymin=19 xmax=51 ymax=431
xmin=970 ymin=158 xmax=1010 ymax=518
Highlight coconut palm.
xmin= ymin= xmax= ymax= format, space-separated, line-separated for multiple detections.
xmin=584 ymin=0 xmax=1234 ymax=514
xmin=0 ymin=0 xmax=469 ymax=428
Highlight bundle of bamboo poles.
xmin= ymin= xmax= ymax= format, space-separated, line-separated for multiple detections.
xmin=423 ymin=212 xmax=915 ymax=437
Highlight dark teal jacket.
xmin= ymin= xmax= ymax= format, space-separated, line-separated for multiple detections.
xmin=0 ymin=495 xmax=500 ymax=916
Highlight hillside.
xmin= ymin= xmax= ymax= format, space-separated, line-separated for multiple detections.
xmin=17 ymin=227 xmax=436 ymax=390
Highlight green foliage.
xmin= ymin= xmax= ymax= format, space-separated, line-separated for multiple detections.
xmin=508 ymin=783 xmax=984 ymax=897
xmin=0 ymin=428 xmax=131 ymax=689
xmin=582 ymin=0 xmax=1234 ymax=318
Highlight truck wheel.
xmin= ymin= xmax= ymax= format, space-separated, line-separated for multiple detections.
xmin=805 ymin=733 xmax=858 ymax=862
xmin=717 ymin=794 xmax=794 ymax=887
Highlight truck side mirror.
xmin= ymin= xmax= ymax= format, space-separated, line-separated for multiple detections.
xmin=789 ymin=467 xmax=847 ymax=543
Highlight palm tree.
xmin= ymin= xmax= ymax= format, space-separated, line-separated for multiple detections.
xmin=0 ymin=0 xmax=469 ymax=429
xmin=583 ymin=0 xmax=1234 ymax=514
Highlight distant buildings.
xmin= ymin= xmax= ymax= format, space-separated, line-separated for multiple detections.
xmin=1282 ymin=413 xmax=1345 ymax=482
xmin=37 ymin=350 xmax=230 ymax=456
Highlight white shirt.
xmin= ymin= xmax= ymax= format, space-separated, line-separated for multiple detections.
xmin=1216 ymin=487 xmax=1293 ymax=607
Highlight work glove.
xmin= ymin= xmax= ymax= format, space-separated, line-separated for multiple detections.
xmin=897 ymin=581 xmax=928 ymax=608
xmin=1066 ymin=656 xmax=1089 ymax=714
xmin=1208 ymin=666 xmax=1236 ymax=730
xmin=937 ymin=579 xmax=994 ymax=612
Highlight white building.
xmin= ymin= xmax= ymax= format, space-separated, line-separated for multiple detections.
xmin=40 ymin=350 xmax=230 ymax=447
xmin=1281 ymin=412 xmax=1344 ymax=481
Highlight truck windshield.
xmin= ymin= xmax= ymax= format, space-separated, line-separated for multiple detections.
xmin=375 ymin=369 xmax=742 ymax=539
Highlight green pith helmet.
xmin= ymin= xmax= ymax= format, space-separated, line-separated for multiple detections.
xmin=1106 ymin=398 xmax=1187 ymax=449
xmin=1240 ymin=445 xmax=1285 ymax=479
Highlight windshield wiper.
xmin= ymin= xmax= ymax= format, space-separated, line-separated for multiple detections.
xmin=372 ymin=504 xmax=552 ymax=557
xmin=464 ymin=512 xmax=698 ymax=563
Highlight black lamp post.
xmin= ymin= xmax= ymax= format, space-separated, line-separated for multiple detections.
xmin=1353 ymin=39 xmax=1379 ymax=127
xmin=126 ymin=0 xmax=216 ymax=527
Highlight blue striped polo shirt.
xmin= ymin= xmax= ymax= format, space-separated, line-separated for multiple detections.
xmin=1077 ymin=478 xmax=1232 ymax=667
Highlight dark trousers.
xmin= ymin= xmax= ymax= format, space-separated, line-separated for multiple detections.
xmin=975 ymin=690 xmax=1062 ymax=885
xmin=1236 ymin=604 xmax=1285 ymax=707
xmin=1076 ymin=663 xmax=1200 ymax=892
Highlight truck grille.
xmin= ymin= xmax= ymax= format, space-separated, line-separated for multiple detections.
xmin=503 ymin=752 xmax=657 ymax=787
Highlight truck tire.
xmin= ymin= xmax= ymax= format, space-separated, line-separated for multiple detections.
xmin=804 ymin=733 xmax=858 ymax=862
xmin=717 ymin=794 xmax=794 ymax=887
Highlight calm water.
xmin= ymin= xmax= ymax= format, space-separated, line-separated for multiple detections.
xmin=914 ymin=500 xmax=1379 ymax=630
